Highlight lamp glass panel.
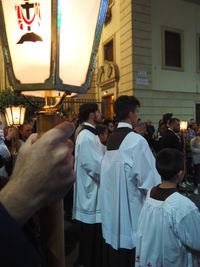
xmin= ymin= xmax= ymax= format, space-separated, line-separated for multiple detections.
xmin=5 ymin=108 xmax=13 ymax=126
xmin=19 ymin=107 xmax=26 ymax=125
xmin=2 ymin=0 xmax=51 ymax=83
xmin=11 ymin=107 xmax=21 ymax=125
xmin=180 ymin=121 xmax=188 ymax=131
xmin=59 ymin=0 xmax=101 ymax=86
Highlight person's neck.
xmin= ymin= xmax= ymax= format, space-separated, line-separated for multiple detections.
xmin=85 ymin=120 xmax=96 ymax=127
xmin=159 ymin=180 xmax=177 ymax=189
xmin=121 ymin=119 xmax=132 ymax=126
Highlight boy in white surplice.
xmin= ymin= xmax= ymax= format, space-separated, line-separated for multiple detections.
xmin=135 ymin=148 xmax=200 ymax=267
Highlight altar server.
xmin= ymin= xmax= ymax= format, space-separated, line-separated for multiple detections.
xmin=135 ymin=148 xmax=200 ymax=267
xmin=100 ymin=95 xmax=161 ymax=267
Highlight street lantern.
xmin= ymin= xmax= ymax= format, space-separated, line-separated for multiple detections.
xmin=5 ymin=105 xmax=26 ymax=126
xmin=0 ymin=1 xmax=109 ymax=266
xmin=4 ymin=105 xmax=26 ymax=154
xmin=0 ymin=0 xmax=108 ymax=98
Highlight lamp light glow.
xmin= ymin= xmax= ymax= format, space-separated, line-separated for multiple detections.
xmin=180 ymin=120 xmax=188 ymax=131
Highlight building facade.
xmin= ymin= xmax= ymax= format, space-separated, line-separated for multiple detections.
xmin=95 ymin=0 xmax=200 ymax=124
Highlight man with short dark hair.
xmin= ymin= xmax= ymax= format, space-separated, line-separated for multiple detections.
xmin=159 ymin=117 xmax=182 ymax=151
xmin=100 ymin=95 xmax=160 ymax=267
xmin=73 ymin=102 xmax=104 ymax=267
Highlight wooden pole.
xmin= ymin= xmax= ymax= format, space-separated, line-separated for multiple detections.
xmin=37 ymin=111 xmax=65 ymax=267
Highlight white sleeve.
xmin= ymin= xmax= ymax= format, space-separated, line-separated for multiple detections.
xmin=177 ymin=208 xmax=200 ymax=251
xmin=133 ymin=138 xmax=161 ymax=190
xmin=78 ymin=138 xmax=103 ymax=181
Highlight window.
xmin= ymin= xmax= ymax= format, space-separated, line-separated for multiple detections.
xmin=197 ymin=34 xmax=200 ymax=72
xmin=104 ymin=39 xmax=114 ymax=62
xmin=162 ymin=27 xmax=184 ymax=71
xmin=196 ymin=103 xmax=200 ymax=124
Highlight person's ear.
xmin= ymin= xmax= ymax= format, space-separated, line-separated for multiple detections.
xmin=176 ymin=170 xmax=185 ymax=182
xmin=88 ymin=112 xmax=95 ymax=120
xmin=127 ymin=111 xmax=133 ymax=120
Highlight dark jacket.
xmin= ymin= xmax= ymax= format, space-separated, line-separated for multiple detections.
xmin=159 ymin=129 xmax=182 ymax=151
xmin=0 ymin=204 xmax=41 ymax=267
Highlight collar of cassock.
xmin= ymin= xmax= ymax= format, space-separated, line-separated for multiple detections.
xmin=82 ymin=125 xmax=97 ymax=135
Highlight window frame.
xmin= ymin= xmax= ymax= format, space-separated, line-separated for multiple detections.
xmin=103 ymin=35 xmax=115 ymax=63
xmin=161 ymin=26 xmax=184 ymax=71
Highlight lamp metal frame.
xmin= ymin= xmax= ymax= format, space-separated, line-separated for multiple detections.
xmin=0 ymin=0 xmax=108 ymax=94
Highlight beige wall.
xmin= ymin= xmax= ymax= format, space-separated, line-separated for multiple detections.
xmin=96 ymin=0 xmax=134 ymax=101
xmin=98 ymin=1 xmax=121 ymax=66
xmin=119 ymin=0 xmax=133 ymax=95
xmin=133 ymin=0 xmax=152 ymax=92
xmin=152 ymin=0 xmax=200 ymax=93
xmin=133 ymin=0 xmax=200 ymax=125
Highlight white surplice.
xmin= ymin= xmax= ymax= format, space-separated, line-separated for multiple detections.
xmin=73 ymin=123 xmax=104 ymax=224
xmin=135 ymin=191 xmax=200 ymax=267
xmin=100 ymin=123 xmax=161 ymax=250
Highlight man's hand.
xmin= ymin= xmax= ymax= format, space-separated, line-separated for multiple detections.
xmin=0 ymin=121 xmax=75 ymax=226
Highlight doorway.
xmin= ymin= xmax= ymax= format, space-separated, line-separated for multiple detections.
xmin=102 ymin=94 xmax=114 ymax=119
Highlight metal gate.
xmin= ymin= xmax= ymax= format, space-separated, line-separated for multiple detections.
xmin=62 ymin=98 xmax=102 ymax=120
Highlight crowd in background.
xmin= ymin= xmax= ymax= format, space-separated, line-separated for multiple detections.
xmin=1 ymin=111 xmax=200 ymax=206
xmin=69 ymin=112 xmax=200 ymax=194
xmin=1 ymin=112 xmax=200 ymax=207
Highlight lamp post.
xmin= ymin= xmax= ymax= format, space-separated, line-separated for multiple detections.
xmin=0 ymin=1 xmax=108 ymax=266
xmin=180 ymin=120 xmax=189 ymax=186
xmin=180 ymin=120 xmax=188 ymax=154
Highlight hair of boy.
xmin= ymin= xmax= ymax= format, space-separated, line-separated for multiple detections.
xmin=114 ymin=95 xmax=140 ymax=121
xmin=78 ymin=103 xmax=98 ymax=123
xmin=156 ymin=148 xmax=184 ymax=181
xmin=96 ymin=123 xmax=107 ymax=135
xmin=104 ymin=119 xmax=113 ymax=125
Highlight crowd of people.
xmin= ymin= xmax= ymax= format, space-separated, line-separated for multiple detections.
xmin=70 ymin=96 xmax=200 ymax=267
xmin=0 ymin=95 xmax=200 ymax=266
xmin=133 ymin=115 xmax=200 ymax=195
